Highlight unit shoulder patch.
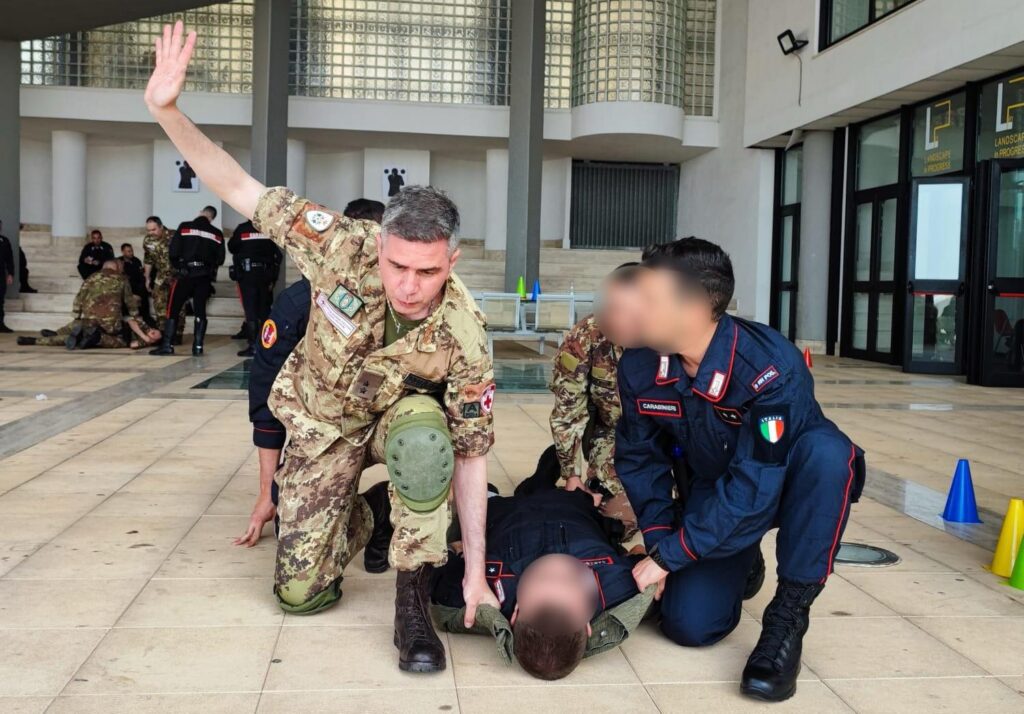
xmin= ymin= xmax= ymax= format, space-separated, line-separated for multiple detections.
xmin=260 ymin=319 xmax=277 ymax=349
xmin=751 ymin=365 xmax=781 ymax=393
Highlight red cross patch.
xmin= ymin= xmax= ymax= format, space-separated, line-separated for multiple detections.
xmin=480 ymin=384 xmax=496 ymax=414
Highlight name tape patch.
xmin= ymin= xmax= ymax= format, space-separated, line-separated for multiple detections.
xmin=315 ymin=291 xmax=357 ymax=337
xmin=751 ymin=365 xmax=780 ymax=393
xmin=637 ymin=398 xmax=682 ymax=418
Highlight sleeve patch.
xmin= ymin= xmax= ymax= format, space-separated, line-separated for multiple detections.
xmin=751 ymin=404 xmax=790 ymax=464
xmin=751 ymin=366 xmax=780 ymax=393
xmin=558 ymin=352 xmax=580 ymax=372
xmin=462 ymin=402 xmax=483 ymax=419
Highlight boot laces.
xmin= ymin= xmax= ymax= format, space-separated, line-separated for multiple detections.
xmin=750 ymin=588 xmax=807 ymax=670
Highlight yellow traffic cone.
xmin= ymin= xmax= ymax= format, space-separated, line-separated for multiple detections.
xmin=991 ymin=498 xmax=1024 ymax=578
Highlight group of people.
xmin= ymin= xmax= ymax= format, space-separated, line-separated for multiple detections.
xmin=0 ymin=220 xmax=38 ymax=334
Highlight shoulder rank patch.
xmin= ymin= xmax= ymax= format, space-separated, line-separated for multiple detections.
xmin=655 ymin=355 xmax=678 ymax=385
xmin=462 ymin=402 xmax=482 ymax=419
xmin=305 ymin=209 xmax=335 ymax=233
xmin=707 ymin=370 xmax=727 ymax=398
xmin=713 ymin=405 xmax=743 ymax=426
xmin=328 ymin=284 xmax=364 ymax=317
xmin=637 ymin=398 xmax=682 ymax=418
xmin=404 ymin=373 xmax=445 ymax=393
xmin=260 ymin=319 xmax=277 ymax=349
xmin=751 ymin=365 xmax=780 ymax=393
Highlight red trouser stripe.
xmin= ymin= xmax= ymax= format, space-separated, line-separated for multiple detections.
xmin=822 ymin=445 xmax=856 ymax=584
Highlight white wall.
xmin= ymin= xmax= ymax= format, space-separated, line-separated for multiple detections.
xmin=151 ymin=139 xmax=223 ymax=230
xmin=86 ymin=143 xmax=152 ymax=228
xmin=362 ymin=148 xmax=430 ymax=203
xmin=20 ymin=138 xmax=50 ymax=225
xmin=541 ymin=158 xmax=571 ymax=244
xmin=744 ymin=0 xmax=1024 ymax=144
xmin=221 ymin=145 xmax=252 ymax=231
xmin=678 ymin=0 xmax=774 ymax=321
xmin=305 ymin=150 xmax=364 ymax=211
xmin=430 ymin=155 xmax=486 ymax=240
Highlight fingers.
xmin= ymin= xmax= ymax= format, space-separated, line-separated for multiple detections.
xmin=162 ymin=23 xmax=172 ymax=62
xmin=181 ymin=30 xmax=198 ymax=67
xmin=463 ymin=601 xmax=477 ymax=628
xmin=170 ymin=19 xmax=183 ymax=57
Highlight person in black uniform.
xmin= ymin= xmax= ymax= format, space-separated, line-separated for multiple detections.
xmin=150 ymin=205 xmax=225 ymax=356
xmin=615 ymin=238 xmax=865 ymax=703
xmin=118 ymin=243 xmax=155 ymax=328
xmin=228 ymin=219 xmax=282 ymax=357
xmin=77 ymin=230 xmax=115 ymax=281
xmin=0 ymin=222 xmax=14 ymax=333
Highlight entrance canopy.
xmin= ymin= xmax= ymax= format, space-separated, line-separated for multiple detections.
xmin=0 ymin=0 xmax=219 ymax=41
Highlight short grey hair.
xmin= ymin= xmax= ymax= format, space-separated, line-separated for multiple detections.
xmin=380 ymin=185 xmax=461 ymax=252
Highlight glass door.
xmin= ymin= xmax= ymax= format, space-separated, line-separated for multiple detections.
xmin=844 ymin=187 xmax=899 ymax=362
xmin=903 ymin=177 xmax=969 ymax=373
xmin=979 ymin=160 xmax=1024 ymax=386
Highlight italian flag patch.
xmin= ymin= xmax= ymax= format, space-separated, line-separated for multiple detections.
xmin=759 ymin=415 xmax=785 ymax=443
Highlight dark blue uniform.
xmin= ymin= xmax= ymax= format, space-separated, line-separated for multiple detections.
xmin=432 ymin=489 xmax=639 ymax=620
xmin=615 ymin=314 xmax=864 ymax=647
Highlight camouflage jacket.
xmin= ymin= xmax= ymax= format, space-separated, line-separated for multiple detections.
xmin=74 ymin=268 xmax=139 ymax=333
xmin=143 ymin=229 xmax=173 ymax=284
xmin=549 ymin=315 xmax=622 ymax=482
xmin=253 ymin=187 xmax=495 ymax=460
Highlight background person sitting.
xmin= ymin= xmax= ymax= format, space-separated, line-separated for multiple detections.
xmin=120 ymin=243 xmax=155 ymax=327
xmin=77 ymin=230 xmax=115 ymax=280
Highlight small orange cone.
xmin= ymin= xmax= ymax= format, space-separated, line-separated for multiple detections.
xmin=991 ymin=498 xmax=1024 ymax=577
xmin=803 ymin=347 xmax=813 ymax=368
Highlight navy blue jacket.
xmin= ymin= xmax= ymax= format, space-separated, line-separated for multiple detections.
xmin=615 ymin=314 xmax=853 ymax=573
xmin=249 ymin=278 xmax=311 ymax=449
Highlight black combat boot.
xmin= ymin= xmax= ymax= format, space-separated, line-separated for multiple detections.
xmin=394 ymin=565 xmax=446 ymax=672
xmin=362 ymin=482 xmax=394 ymax=574
xmin=743 ymin=546 xmax=766 ymax=600
xmin=0 ymin=305 xmax=10 ymax=333
xmin=236 ymin=320 xmax=259 ymax=357
xmin=79 ymin=326 xmax=103 ymax=350
xmin=150 ymin=318 xmax=176 ymax=355
xmin=191 ymin=317 xmax=207 ymax=356
xmin=741 ymin=580 xmax=823 ymax=702
xmin=17 ymin=336 xmax=36 ymax=345
xmin=231 ymin=321 xmax=248 ymax=340
xmin=64 ymin=324 xmax=84 ymax=350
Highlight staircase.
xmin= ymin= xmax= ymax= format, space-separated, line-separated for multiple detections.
xmin=5 ymin=228 xmax=640 ymax=334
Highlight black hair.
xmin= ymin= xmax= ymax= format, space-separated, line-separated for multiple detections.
xmin=202 ymin=205 xmax=218 ymax=219
xmin=146 ymin=216 xmax=162 ymax=226
xmin=120 ymin=243 xmax=133 ymax=251
xmin=607 ymin=261 xmax=641 ymax=284
xmin=343 ymin=198 xmax=386 ymax=224
xmin=642 ymin=237 xmax=735 ymax=320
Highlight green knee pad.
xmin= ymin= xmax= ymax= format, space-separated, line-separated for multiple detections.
xmin=276 ymin=576 xmax=342 ymax=615
xmin=385 ymin=398 xmax=454 ymax=513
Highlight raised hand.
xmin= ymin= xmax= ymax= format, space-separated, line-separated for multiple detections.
xmin=144 ymin=20 xmax=197 ymax=112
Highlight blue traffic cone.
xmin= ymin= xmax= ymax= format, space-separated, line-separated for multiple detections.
xmin=530 ymin=279 xmax=541 ymax=301
xmin=941 ymin=459 xmax=983 ymax=524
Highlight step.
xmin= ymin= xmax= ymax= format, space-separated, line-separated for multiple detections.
xmin=6 ymin=311 xmax=242 ymax=336
xmin=13 ymin=292 xmax=246 ymax=319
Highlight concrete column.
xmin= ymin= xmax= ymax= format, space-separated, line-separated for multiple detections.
xmin=51 ymin=130 xmax=87 ymax=238
xmin=250 ymin=0 xmax=290 ymax=187
xmin=796 ymin=130 xmax=833 ymax=345
xmin=504 ymin=0 xmax=545 ymax=291
xmin=0 ymin=42 xmax=19 ymax=291
xmin=485 ymin=148 xmax=508 ymax=251
xmin=286 ymin=139 xmax=307 ymax=196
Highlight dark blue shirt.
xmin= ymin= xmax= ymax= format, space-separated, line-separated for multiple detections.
xmin=615 ymin=314 xmax=847 ymax=572
xmin=249 ymin=278 xmax=311 ymax=449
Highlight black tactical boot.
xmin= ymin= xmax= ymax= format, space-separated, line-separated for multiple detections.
xmin=191 ymin=317 xmax=207 ymax=356
xmin=236 ymin=320 xmax=259 ymax=357
xmin=150 ymin=318 xmax=176 ymax=355
xmin=231 ymin=321 xmax=249 ymax=340
xmin=0 ymin=323 xmax=11 ymax=334
xmin=79 ymin=327 xmax=103 ymax=350
xmin=394 ymin=566 xmax=446 ymax=672
xmin=741 ymin=580 xmax=823 ymax=702
xmin=17 ymin=336 xmax=36 ymax=346
xmin=743 ymin=546 xmax=766 ymax=600
xmin=64 ymin=324 xmax=84 ymax=350
xmin=362 ymin=482 xmax=394 ymax=574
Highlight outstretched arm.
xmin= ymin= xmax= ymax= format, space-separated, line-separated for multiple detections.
xmin=145 ymin=22 xmax=264 ymax=219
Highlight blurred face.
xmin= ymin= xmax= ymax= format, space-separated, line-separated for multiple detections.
xmin=122 ymin=246 xmax=134 ymax=259
xmin=90 ymin=232 xmax=102 ymax=245
xmin=513 ymin=555 xmax=595 ymax=630
xmin=146 ymin=328 xmax=162 ymax=342
xmin=635 ymin=267 xmax=714 ymax=354
xmin=146 ymin=221 xmax=160 ymax=234
xmin=376 ymin=233 xmax=459 ymax=320
xmin=595 ymin=279 xmax=644 ymax=348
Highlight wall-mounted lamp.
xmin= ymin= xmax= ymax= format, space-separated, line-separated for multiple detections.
xmin=777 ymin=29 xmax=808 ymax=55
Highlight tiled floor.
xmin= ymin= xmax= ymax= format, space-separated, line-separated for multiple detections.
xmin=0 ymin=335 xmax=1023 ymax=713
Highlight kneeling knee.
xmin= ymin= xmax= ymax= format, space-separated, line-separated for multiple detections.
xmin=276 ymin=575 xmax=342 ymax=615
xmin=660 ymin=613 xmax=739 ymax=648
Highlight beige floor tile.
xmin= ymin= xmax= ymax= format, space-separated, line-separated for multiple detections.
xmin=833 ymin=539 xmax=957 ymax=574
xmin=0 ymin=628 xmax=107 ymax=696
xmin=0 ymin=697 xmax=54 ymax=713
xmin=905 ymin=536 xmax=995 ymax=573
xmin=0 ymin=490 xmax=107 ymax=517
xmin=826 ymin=676 xmax=1024 ymax=714
xmin=0 ymin=579 xmax=144 ymax=628
xmin=65 ymin=626 xmax=280 ymax=694
xmin=448 ymin=629 xmax=640 ymax=688
xmin=458 ymin=684 xmax=658 ymax=714
xmin=1 ymin=514 xmax=79 ymax=543
xmin=47 ymin=693 xmax=260 ymax=713
xmin=909 ymin=616 xmax=1024 ymax=676
xmin=264 ymin=625 xmax=454 ymax=691
xmin=156 ymin=516 xmax=276 ymax=579
xmin=799 ymin=617 xmax=984 ymax=680
xmin=90 ymin=491 xmax=216 ymax=518
xmin=117 ymin=578 xmax=283 ymax=628
xmin=647 ymin=681 xmax=853 ymax=713
xmin=843 ymin=572 xmax=1024 ymax=617
xmin=999 ymin=676 xmax=1024 ymax=695
xmin=744 ymin=575 xmax=897 ymax=621
xmin=257 ymin=689 xmax=459 ymax=714
xmin=0 ymin=542 xmax=46 ymax=577
xmin=282 ymin=575 xmax=395 ymax=627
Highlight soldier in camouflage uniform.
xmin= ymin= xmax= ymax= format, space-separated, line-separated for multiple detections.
xmin=143 ymin=215 xmax=185 ymax=343
xmin=17 ymin=261 xmax=153 ymax=349
xmin=549 ymin=264 xmax=646 ymax=538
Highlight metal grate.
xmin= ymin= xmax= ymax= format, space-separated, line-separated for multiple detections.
xmin=570 ymin=160 xmax=680 ymax=249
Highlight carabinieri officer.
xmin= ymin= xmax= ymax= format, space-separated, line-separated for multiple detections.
xmin=614 ymin=237 xmax=865 ymax=703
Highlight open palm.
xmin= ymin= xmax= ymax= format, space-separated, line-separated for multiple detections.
xmin=144 ymin=21 xmax=197 ymax=111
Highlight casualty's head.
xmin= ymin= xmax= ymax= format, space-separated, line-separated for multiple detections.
xmin=344 ymin=198 xmax=386 ymax=225
xmin=101 ymin=259 xmax=122 ymax=274
xmin=146 ymin=215 xmax=163 ymax=234
xmin=511 ymin=554 xmax=595 ymax=680
xmin=595 ymin=262 xmax=644 ymax=348
xmin=377 ymin=185 xmax=461 ymax=321
xmin=89 ymin=230 xmax=103 ymax=245
xmin=638 ymin=237 xmax=734 ymax=354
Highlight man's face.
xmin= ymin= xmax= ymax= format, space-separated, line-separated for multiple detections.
xmin=122 ymin=246 xmax=134 ymax=259
xmin=90 ymin=233 xmax=102 ymax=245
xmin=376 ymin=233 xmax=459 ymax=320
xmin=596 ymin=280 xmax=644 ymax=348
xmin=513 ymin=555 xmax=594 ymax=630
xmin=635 ymin=267 xmax=712 ymax=353
xmin=146 ymin=221 xmax=160 ymax=234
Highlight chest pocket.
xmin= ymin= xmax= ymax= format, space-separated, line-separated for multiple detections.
xmin=503 ymin=522 xmax=570 ymax=571
xmin=304 ymin=294 xmax=367 ymax=392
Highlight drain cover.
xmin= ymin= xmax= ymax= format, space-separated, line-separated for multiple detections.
xmin=834 ymin=542 xmax=901 ymax=567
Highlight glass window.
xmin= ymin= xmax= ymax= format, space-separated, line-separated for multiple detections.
xmin=913 ymin=182 xmax=964 ymax=280
xmin=852 ymin=292 xmax=869 ymax=350
xmin=879 ymin=197 xmax=897 ymax=281
xmin=978 ymin=71 xmax=1024 ymax=161
xmin=996 ymin=167 xmax=1024 ymax=280
xmin=876 ymin=293 xmax=893 ymax=353
xmin=829 ymin=0 xmax=869 ymax=42
xmin=783 ymin=147 xmax=803 ymax=206
xmin=855 ymin=203 xmax=873 ymax=281
xmin=857 ymin=114 xmax=901 ymax=190
xmin=911 ymin=294 xmax=957 ymax=363
xmin=781 ymin=215 xmax=795 ymax=282
xmin=911 ymin=92 xmax=966 ymax=177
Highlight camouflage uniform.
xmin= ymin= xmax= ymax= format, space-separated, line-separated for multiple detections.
xmin=549 ymin=314 xmax=637 ymax=534
xmin=143 ymin=228 xmax=185 ymax=339
xmin=253 ymin=187 xmax=495 ymax=612
xmin=37 ymin=268 xmax=140 ymax=348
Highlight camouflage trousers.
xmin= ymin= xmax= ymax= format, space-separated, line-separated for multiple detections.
xmin=152 ymin=279 xmax=186 ymax=337
xmin=36 ymin=319 xmax=127 ymax=348
xmin=586 ymin=427 xmax=638 ymax=538
xmin=275 ymin=396 xmax=451 ymax=612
